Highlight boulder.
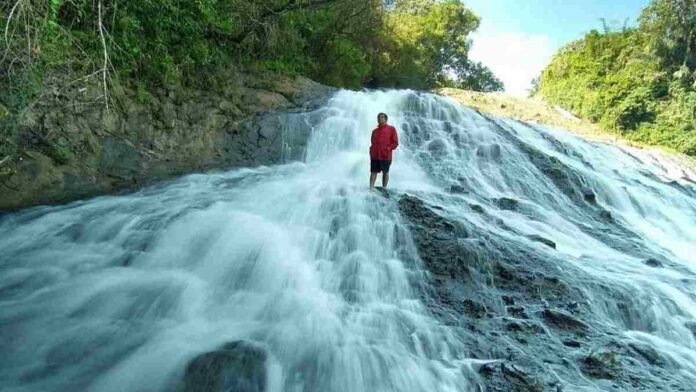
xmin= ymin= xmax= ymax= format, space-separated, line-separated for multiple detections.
xmin=526 ymin=234 xmax=556 ymax=249
xmin=178 ymin=341 xmax=266 ymax=392
xmin=580 ymin=349 xmax=621 ymax=379
xmin=478 ymin=361 xmax=544 ymax=392
xmin=539 ymin=308 xmax=589 ymax=332
xmin=449 ymin=184 xmax=468 ymax=194
xmin=644 ymin=258 xmax=663 ymax=267
xmin=496 ymin=197 xmax=519 ymax=211
xmin=427 ymin=138 xmax=448 ymax=156
xmin=581 ymin=186 xmax=596 ymax=203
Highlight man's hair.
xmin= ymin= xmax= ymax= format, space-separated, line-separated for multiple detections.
xmin=377 ymin=112 xmax=388 ymax=120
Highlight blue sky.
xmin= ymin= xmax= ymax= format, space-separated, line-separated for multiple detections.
xmin=464 ymin=0 xmax=650 ymax=96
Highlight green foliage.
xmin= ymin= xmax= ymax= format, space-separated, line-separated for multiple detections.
xmin=1 ymin=0 xmax=502 ymax=116
xmin=536 ymin=0 xmax=696 ymax=156
xmin=370 ymin=0 xmax=501 ymax=91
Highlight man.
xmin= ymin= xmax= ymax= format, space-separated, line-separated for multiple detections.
xmin=369 ymin=112 xmax=399 ymax=188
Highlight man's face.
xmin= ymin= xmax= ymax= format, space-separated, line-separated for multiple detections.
xmin=377 ymin=114 xmax=387 ymax=125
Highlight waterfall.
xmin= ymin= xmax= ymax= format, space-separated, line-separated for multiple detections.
xmin=1 ymin=89 xmax=695 ymax=391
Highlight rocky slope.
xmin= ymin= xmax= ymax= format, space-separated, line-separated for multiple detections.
xmin=396 ymin=192 xmax=691 ymax=391
xmin=0 ymin=70 xmax=334 ymax=210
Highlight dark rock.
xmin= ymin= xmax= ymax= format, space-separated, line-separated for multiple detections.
xmin=372 ymin=186 xmax=391 ymax=198
xmin=685 ymin=321 xmax=696 ymax=338
xmin=504 ymin=318 xmax=544 ymax=334
xmin=99 ymin=137 xmax=141 ymax=179
xmin=427 ymin=138 xmax=448 ymax=156
xmin=526 ymin=234 xmax=556 ymax=249
xmin=506 ymin=306 xmax=528 ymax=319
xmin=478 ymin=361 xmax=544 ymax=392
xmin=469 ymin=203 xmax=485 ymax=214
xmin=563 ymin=340 xmax=581 ymax=348
xmin=628 ymin=342 xmax=664 ymax=366
xmin=599 ymin=210 xmax=613 ymax=222
xmin=540 ymin=308 xmax=589 ymax=332
xmin=178 ymin=341 xmax=266 ymax=392
xmin=448 ymin=184 xmax=468 ymax=194
xmin=496 ymin=197 xmax=519 ymax=211
xmin=644 ymin=258 xmax=663 ymax=267
xmin=476 ymin=143 xmax=502 ymax=160
xmin=581 ymin=187 xmax=596 ymax=203
xmin=580 ymin=349 xmax=621 ymax=379
xmin=463 ymin=299 xmax=488 ymax=318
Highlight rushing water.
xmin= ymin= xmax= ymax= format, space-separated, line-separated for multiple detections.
xmin=1 ymin=90 xmax=695 ymax=391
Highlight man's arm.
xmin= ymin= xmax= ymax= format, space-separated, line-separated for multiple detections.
xmin=389 ymin=127 xmax=399 ymax=150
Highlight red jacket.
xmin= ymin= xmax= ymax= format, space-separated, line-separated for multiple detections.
xmin=370 ymin=124 xmax=399 ymax=160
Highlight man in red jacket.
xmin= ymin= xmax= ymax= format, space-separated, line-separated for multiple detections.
xmin=370 ymin=112 xmax=399 ymax=188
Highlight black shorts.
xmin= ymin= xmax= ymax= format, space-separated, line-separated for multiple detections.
xmin=370 ymin=159 xmax=392 ymax=173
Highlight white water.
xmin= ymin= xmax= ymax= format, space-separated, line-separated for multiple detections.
xmin=1 ymin=90 xmax=695 ymax=391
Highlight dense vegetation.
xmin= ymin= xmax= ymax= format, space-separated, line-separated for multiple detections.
xmin=535 ymin=0 xmax=696 ymax=156
xmin=0 ymin=0 xmax=503 ymax=159
xmin=0 ymin=0 xmax=502 ymax=95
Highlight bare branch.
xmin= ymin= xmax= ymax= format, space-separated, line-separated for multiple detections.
xmin=97 ymin=0 xmax=110 ymax=112
xmin=2 ymin=0 xmax=24 ymax=64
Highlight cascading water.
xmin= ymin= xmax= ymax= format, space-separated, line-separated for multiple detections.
xmin=1 ymin=90 xmax=695 ymax=391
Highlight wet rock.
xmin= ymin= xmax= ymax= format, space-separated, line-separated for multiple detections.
xmin=476 ymin=143 xmax=502 ymax=160
xmin=496 ymin=197 xmax=519 ymax=211
xmin=448 ymin=184 xmax=468 ymax=194
xmin=628 ymin=342 xmax=664 ymax=366
xmin=506 ymin=306 xmax=528 ymax=319
xmin=540 ymin=308 xmax=589 ymax=332
xmin=644 ymin=258 xmax=663 ymax=267
xmin=398 ymin=195 xmax=472 ymax=279
xmin=580 ymin=349 xmax=621 ymax=379
xmin=178 ymin=341 xmax=266 ymax=392
xmin=478 ymin=361 xmax=544 ymax=392
xmin=685 ymin=321 xmax=696 ymax=338
xmin=504 ymin=318 xmax=544 ymax=334
xmin=427 ymin=138 xmax=448 ymax=156
xmin=581 ymin=187 xmax=596 ymax=203
xmin=469 ymin=203 xmax=485 ymax=214
xmin=463 ymin=299 xmax=488 ymax=318
xmin=563 ymin=339 xmax=581 ymax=348
xmin=599 ymin=209 xmax=613 ymax=222
xmin=526 ymin=234 xmax=556 ymax=249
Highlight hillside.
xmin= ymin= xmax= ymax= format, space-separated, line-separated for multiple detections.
xmin=532 ymin=0 xmax=695 ymax=156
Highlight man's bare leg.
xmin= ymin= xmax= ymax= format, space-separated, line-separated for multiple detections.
xmin=370 ymin=172 xmax=378 ymax=187
xmin=382 ymin=173 xmax=389 ymax=188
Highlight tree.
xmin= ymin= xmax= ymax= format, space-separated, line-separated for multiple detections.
xmin=369 ymin=0 xmax=496 ymax=90
xmin=639 ymin=0 xmax=696 ymax=71
xmin=444 ymin=60 xmax=504 ymax=92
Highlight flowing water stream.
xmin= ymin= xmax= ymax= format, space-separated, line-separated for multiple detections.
xmin=1 ymin=90 xmax=695 ymax=391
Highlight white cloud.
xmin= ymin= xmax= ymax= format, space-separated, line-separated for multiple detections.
xmin=468 ymin=27 xmax=555 ymax=97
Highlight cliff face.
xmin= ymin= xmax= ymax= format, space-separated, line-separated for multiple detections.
xmin=0 ymin=71 xmax=335 ymax=210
